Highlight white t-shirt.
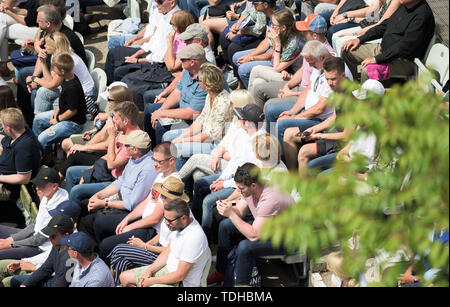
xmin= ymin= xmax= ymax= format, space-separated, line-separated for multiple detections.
xmin=35 ymin=188 xmax=69 ymax=251
xmin=304 ymin=65 xmax=354 ymax=120
xmin=166 ymin=218 xmax=210 ymax=287
xmin=143 ymin=6 xmax=180 ymax=63
xmin=142 ymin=171 xmax=180 ymax=234
xmin=72 ymin=52 xmax=95 ymax=95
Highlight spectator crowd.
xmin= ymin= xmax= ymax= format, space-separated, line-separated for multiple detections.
xmin=0 ymin=0 xmax=447 ymax=287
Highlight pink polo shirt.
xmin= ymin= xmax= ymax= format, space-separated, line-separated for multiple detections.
xmin=111 ymin=126 xmax=141 ymax=178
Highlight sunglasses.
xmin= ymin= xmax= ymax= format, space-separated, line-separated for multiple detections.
xmin=151 ymin=156 xmax=171 ymax=164
xmin=155 ymin=0 xmax=166 ymax=4
xmin=164 ymin=215 xmax=183 ymax=224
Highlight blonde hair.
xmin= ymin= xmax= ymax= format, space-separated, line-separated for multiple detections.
xmin=0 ymin=107 xmax=25 ymax=131
xmin=251 ymin=133 xmax=281 ymax=168
xmin=198 ymin=63 xmax=224 ymax=94
xmin=45 ymin=32 xmax=71 ymax=55
xmin=171 ymin=10 xmax=195 ymax=34
xmin=108 ymin=86 xmax=133 ymax=103
xmin=229 ymin=89 xmax=254 ymax=108
xmin=51 ymin=52 xmax=74 ymax=73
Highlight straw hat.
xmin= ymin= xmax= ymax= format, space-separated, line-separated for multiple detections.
xmin=153 ymin=177 xmax=190 ymax=202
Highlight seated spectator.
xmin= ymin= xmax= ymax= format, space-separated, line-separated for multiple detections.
xmin=65 ymin=101 xmax=141 ymax=205
xmin=27 ymin=32 xmax=95 ymax=117
xmin=16 ymin=3 xmax=86 ymax=126
xmin=0 ymin=85 xmax=17 ymax=111
xmin=0 ymin=108 xmax=42 ymax=225
xmin=0 ymin=199 xmax=80 ymax=287
xmin=104 ymin=0 xmax=181 ymax=85
xmin=162 ymin=62 xmax=232 ymax=170
xmin=332 ymin=0 xmax=400 ymax=57
xmin=10 ymin=214 xmax=75 ymax=287
xmin=0 ymin=167 xmax=67 ymax=260
xmin=0 ymin=0 xmax=40 ymax=76
xmin=301 ymin=0 xmax=340 ymax=18
xmin=307 ymin=79 xmax=384 ymax=174
xmin=93 ymin=142 xmax=178 ymax=261
xmin=319 ymin=0 xmax=373 ymax=44
xmin=247 ymin=8 xmax=305 ymax=95
xmin=341 ymin=0 xmax=435 ymax=83
xmin=220 ymin=0 xmax=276 ymax=82
xmin=58 ymin=84 xmax=133 ymax=180
xmin=178 ymin=89 xmax=253 ymax=184
xmin=200 ymin=0 xmax=264 ymax=51
xmin=61 ymin=232 xmax=115 ymax=287
xmin=141 ymin=21 xmax=215 ymax=108
xmin=107 ymin=176 xmax=190 ymax=285
xmin=32 ymin=53 xmax=86 ymax=165
xmin=77 ymin=130 xmax=157 ymax=247
xmin=120 ymin=12 xmax=197 ymax=111
xmin=252 ymin=13 xmax=332 ymax=108
xmin=190 ymin=103 xmax=265 ymax=230
xmin=207 ymin=162 xmax=293 ymax=286
xmin=119 ymin=198 xmax=211 ymax=287
xmin=144 ymin=43 xmax=208 ymax=148
xmin=265 ymin=42 xmax=352 ymax=154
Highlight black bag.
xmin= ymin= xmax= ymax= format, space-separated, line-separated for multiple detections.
xmin=338 ymin=0 xmax=368 ymax=15
xmin=204 ymin=5 xmax=230 ymax=19
xmin=81 ymin=158 xmax=115 ymax=184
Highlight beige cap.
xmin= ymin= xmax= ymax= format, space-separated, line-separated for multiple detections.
xmin=177 ymin=43 xmax=206 ymax=60
xmin=118 ymin=130 xmax=151 ymax=149
xmin=178 ymin=23 xmax=209 ymax=43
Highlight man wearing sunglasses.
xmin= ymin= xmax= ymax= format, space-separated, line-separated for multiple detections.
xmin=120 ymin=198 xmax=210 ymax=287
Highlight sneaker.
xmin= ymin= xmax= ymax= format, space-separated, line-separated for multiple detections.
xmin=207 ymin=271 xmax=224 ymax=285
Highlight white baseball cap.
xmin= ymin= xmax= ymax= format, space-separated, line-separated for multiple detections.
xmin=100 ymin=81 xmax=129 ymax=100
xmin=352 ymin=79 xmax=385 ymax=100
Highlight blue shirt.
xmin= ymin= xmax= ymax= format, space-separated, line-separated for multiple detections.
xmin=176 ymin=69 xmax=207 ymax=112
xmin=70 ymin=254 xmax=115 ymax=287
xmin=113 ymin=150 xmax=158 ymax=211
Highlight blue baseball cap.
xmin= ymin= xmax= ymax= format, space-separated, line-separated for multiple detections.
xmin=48 ymin=200 xmax=81 ymax=220
xmin=60 ymin=232 xmax=94 ymax=254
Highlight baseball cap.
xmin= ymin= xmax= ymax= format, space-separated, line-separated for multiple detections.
xmin=296 ymin=14 xmax=327 ymax=34
xmin=177 ymin=43 xmax=206 ymax=61
xmin=60 ymin=232 xmax=94 ymax=254
xmin=100 ymin=81 xmax=128 ymax=100
xmin=31 ymin=167 xmax=60 ymax=187
xmin=48 ymin=200 xmax=81 ymax=220
xmin=233 ymin=104 xmax=265 ymax=124
xmin=41 ymin=214 xmax=74 ymax=237
xmin=118 ymin=130 xmax=151 ymax=149
xmin=178 ymin=23 xmax=208 ymax=43
xmin=352 ymin=79 xmax=385 ymax=100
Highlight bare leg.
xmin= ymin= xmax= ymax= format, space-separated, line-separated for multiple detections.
xmin=200 ymin=17 xmax=229 ymax=49
xmin=283 ymin=126 xmax=301 ymax=170
xmin=298 ymin=143 xmax=318 ymax=174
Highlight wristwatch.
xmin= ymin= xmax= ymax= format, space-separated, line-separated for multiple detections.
xmin=343 ymin=12 xmax=348 ymax=18
xmin=105 ymin=199 xmax=109 ymax=208
xmin=31 ymin=75 xmax=36 ymax=83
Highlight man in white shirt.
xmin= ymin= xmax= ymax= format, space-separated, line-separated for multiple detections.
xmin=120 ymin=198 xmax=210 ymax=287
xmin=105 ymin=0 xmax=180 ymax=84
xmin=264 ymin=40 xmax=353 ymax=156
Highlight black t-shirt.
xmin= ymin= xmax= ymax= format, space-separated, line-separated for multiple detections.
xmin=22 ymin=0 xmax=40 ymax=27
xmin=60 ymin=25 xmax=88 ymax=65
xmin=58 ymin=75 xmax=87 ymax=125
xmin=0 ymin=128 xmax=42 ymax=178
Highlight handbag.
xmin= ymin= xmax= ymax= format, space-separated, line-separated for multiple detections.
xmin=81 ymin=158 xmax=115 ymax=184
xmin=338 ymin=0 xmax=368 ymax=15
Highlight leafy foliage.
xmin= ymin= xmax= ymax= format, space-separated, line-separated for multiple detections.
xmin=261 ymin=76 xmax=449 ymax=286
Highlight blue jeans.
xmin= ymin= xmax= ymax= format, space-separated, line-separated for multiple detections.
xmin=308 ymin=152 xmax=337 ymax=171
xmin=143 ymin=88 xmax=164 ymax=106
xmin=107 ymin=35 xmax=135 ymax=50
xmin=232 ymin=49 xmax=271 ymax=88
xmin=143 ymin=102 xmax=171 ymax=148
xmin=10 ymin=274 xmax=54 ymax=287
xmin=162 ymin=129 xmax=217 ymax=170
xmin=201 ymin=187 xmax=235 ymax=244
xmin=192 ymin=173 xmax=220 ymax=223
xmin=264 ymin=101 xmax=295 ymax=134
xmin=216 ymin=217 xmax=288 ymax=285
xmin=33 ymin=86 xmax=60 ymax=114
xmin=67 ymin=165 xmax=112 ymax=205
xmin=32 ymin=111 xmax=84 ymax=156
xmin=319 ymin=10 xmax=358 ymax=45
